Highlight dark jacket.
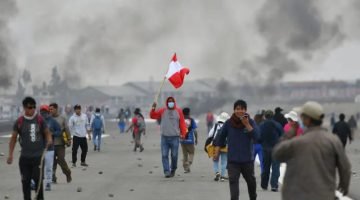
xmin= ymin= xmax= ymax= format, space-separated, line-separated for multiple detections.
xmin=332 ymin=121 xmax=352 ymax=146
xmin=259 ymin=119 xmax=284 ymax=150
xmin=273 ymin=113 xmax=287 ymax=127
xmin=214 ymin=118 xmax=260 ymax=164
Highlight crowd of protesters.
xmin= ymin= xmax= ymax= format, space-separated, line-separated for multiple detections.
xmin=6 ymin=95 xmax=358 ymax=200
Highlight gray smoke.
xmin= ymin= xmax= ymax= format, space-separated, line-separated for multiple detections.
xmin=7 ymin=0 xmax=358 ymax=90
xmin=238 ymin=0 xmax=345 ymax=96
xmin=0 ymin=0 xmax=17 ymax=88
xmin=59 ymin=0 xmax=247 ymax=87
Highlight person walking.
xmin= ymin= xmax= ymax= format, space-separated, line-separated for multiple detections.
xmin=283 ymin=111 xmax=303 ymax=137
xmin=117 ymin=108 xmax=126 ymax=133
xmin=259 ymin=110 xmax=283 ymax=192
xmin=213 ymin=100 xmax=260 ymax=200
xmin=39 ymin=105 xmax=61 ymax=191
xmin=127 ymin=108 xmax=145 ymax=152
xmin=180 ymin=108 xmax=198 ymax=173
xmin=207 ymin=112 xmax=230 ymax=182
xmin=253 ymin=113 xmax=265 ymax=175
xmin=348 ymin=115 xmax=357 ymax=135
xmin=150 ymin=97 xmax=187 ymax=178
xmin=273 ymin=107 xmax=287 ymax=127
xmin=49 ymin=103 xmax=72 ymax=184
xmin=273 ymin=101 xmax=351 ymax=200
xmin=206 ymin=111 xmax=215 ymax=133
xmin=90 ymin=108 xmax=105 ymax=152
xmin=333 ymin=113 xmax=353 ymax=148
xmin=69 ymin=104 xmax=91 ymax=167
xmin=7 ymin=97 xmax=52 ymax=200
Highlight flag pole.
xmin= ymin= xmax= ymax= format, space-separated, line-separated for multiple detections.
xmin=154 ymin=76 xmax=166 ymax=104
xmin=152 ymin=52 xmax=176 ymax=106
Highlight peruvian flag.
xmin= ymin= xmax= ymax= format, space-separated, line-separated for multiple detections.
xmin=165 ymin=53 xmax=190 ymax=89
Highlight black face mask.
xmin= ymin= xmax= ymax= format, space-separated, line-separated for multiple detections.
xmin=40 ymin=111 xmax=49 ymax=118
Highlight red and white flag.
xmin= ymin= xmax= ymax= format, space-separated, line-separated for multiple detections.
xmin=165 ymin=53 xmax=190 ymax=89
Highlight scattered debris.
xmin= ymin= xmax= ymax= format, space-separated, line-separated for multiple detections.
xmin=77 ymin=187 xmax=82 ymax=192
xmin=82 ymin=168 xmax=87 ymax=171
xmin=0 ymin=152 xmax=5 ymax=156
xmin=149 ymin=171 xmax=153 ymax=174
xmin=137 ymin=158 xmax=142 ymax=161
xmin=108 ymin=194 xmax=114 ymax=198
xmin=99 ymin=171 xmax=103 ymax=175
xmin=4 ymin=195 xmax=9 ymax=199
xmin=138 ymin=164 xmax=143 ymax=167
xmin=130 ymin=189 xmax=134 ymax=192
xmin=154 ymin=166 xmax=159 ymax=169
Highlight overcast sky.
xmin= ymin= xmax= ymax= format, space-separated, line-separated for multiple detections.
xmin=1 ymin=0 xmax=360 ymax=89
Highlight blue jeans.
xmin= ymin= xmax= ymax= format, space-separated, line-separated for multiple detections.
xmin=118 ymin=122 xmax=126 ymax=133
xmin=254 ymin=144 xmax=264 ymax=174
xmin=261 ymin=148 xmax=280 ymax=189
xmin=161 ymin=136 xmax=180 ymax=174
xmin=92 ymin=130 xmax=102 ymax=149
xmin=213 ymin=152 xmax=227 ymax=176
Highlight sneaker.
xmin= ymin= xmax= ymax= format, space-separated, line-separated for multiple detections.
xmin=165 ymin=172 xmax=171 ymax=178
xmin=220 ymin=177 xmax=225 ymax=182
xmin=45 ymin=183 xmax=51 ymax=191
xmin=94 ymin=145 xmax=97 ymax=151
xmin=52 ymin=176 xmax=57 ymax=184
xmin=169 ymin=170 xmax=176 ymax=177
xmin=271 ymin=188 xmax=278 ymax=192
xmin=214 ymin=172 xmax=220 ymax=181
xmin=261 ymin=187 xmax=268 ymax=191
xmin=184 ymin=169 xmax=190 ymax=173
xmin=66 ymin=173 xmax=72 ymax=183
xmin=98 ymin=148 xmax=100 ymax=152
xmin=72 ymin=163 xmax=76 ymax=168
xmin=140 ymin=147 xmax=144 ymax=152
xmin=80 ymin=162 xmax=89 ymax=167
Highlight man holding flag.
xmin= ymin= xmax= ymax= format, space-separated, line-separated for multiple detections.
xmin=150 ymin=53 xmax=189 ymax=178
xmin=150 ymin=97 xmax=187 ymax=178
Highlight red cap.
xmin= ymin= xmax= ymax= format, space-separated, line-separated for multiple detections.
xmin=40 ymin=105 xmax=49 ymax=112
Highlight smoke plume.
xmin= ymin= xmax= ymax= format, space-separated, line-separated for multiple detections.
xmin=0 ymin=0 xmax=17 ymax=88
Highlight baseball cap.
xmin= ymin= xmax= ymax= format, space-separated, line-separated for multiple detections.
xmin=294 ymin=101 xmax=324 ymax=121
xmin=40 ymin=105 xmax=49 ymax=112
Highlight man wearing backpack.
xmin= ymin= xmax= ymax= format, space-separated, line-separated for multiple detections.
xmin=150 ymin=97 xmax=187 ymax=178
xmin=126 ymin=108 xmax=145 ymax=152
xmin=90 ymin=108 xmax=105 ymax=152
xmin=7 ymin=96 xmax=53 ymax=200
xmin=259 ymin=110 xmax=284 ymax=192
xmin=180 ymin=108 xmax=198 ymax=173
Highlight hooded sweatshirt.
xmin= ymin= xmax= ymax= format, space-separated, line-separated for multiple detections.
xmin=150 ymin=97 xmax=187 ymax=137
